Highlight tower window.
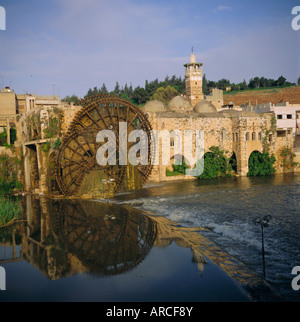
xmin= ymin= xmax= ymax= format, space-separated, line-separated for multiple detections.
xmin=170 ymin=138 xmax=174 ymax=147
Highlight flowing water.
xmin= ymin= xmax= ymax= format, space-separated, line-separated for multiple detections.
xmin=0 ymin=173 xmax=299 ymax=302
xmin=112 ymin=173 xmax=300 ymax=301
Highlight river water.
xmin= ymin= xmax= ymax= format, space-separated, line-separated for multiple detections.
xmin=0 ymin=173 xmax=299 ymax=302
xmin=112 ymin=173 xmax=300 ymax=301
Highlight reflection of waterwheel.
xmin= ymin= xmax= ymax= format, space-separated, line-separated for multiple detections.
xmin=51 ymin=200 xmax=157 ymax=275
xmin=56 ymin=95 xmax=153 ymax=196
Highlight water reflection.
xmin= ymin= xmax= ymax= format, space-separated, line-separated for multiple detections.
xmin=0 ymin=194 xmax=280 ymax=301
xmin=20 ymin=196 xmax=158 ymax=278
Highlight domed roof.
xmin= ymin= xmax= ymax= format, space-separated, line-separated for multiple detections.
xmin=168 ymin=96 xmax=193 ymax=112
xmin=193 ymin=100 xmax=217 ymax=113
xmin=143 ymin=100 xmax=167 ymax=113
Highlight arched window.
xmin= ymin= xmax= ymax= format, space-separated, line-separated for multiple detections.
xmin=236 ymin=133 xmax=238 ymax=141
xmin=245 ymin=132 xmax=250 ymax=141
xmin=170 ymin=137 xmax=174 ymax=147
xmin=258 ymin=132 xmax=262 ymax=140
xmin=252 ymin=132 xmax=256 ymax=141
xmin=268 ymin=133 xmax=273 ymax=142
xmin=221 ymin=130 xmax=227 ymax=140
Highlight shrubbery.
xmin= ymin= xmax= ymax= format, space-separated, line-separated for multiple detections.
xmin=0 ymin=197 xmax=23 ymax=228
xmin=198 ymin=146 xmax=234 ymax=179
xmin=247 ymin=151 xmax=276 ymax=176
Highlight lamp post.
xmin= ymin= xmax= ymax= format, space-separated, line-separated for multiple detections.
xmin=255 ymin=215 xmax=272 ymax=279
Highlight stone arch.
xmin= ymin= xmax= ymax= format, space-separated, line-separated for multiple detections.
xmin=248 ymin=150 xmax=263 ymax=176
xmin=247 ymin=149 xmax=276 ymax=177
xmin=169 ymin=153 xmax=192 ymax=167
xmin=229 ymin=151 xmax=237 ymax=173
xmin=167 ymin=153 xmax=191 ymax=174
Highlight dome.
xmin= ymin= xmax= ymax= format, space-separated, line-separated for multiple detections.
xmin=168 ymin=96 xmax=193 ymax=112
xmin=193 ymin=100 xmax=217 ymax=114
xmin=143 ymin=100 xmax=167 ymax=113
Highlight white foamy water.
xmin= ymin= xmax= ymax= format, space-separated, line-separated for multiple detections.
xmin=111 ymin=174 xmax=300 ymax=301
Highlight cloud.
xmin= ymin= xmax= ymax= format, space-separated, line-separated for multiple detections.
xmin=1 ymin=0 xmax=298 ymax=98
xmin=216 ymin=5 xmax=232 ymax=12
xmin=200 ymin=23 xmax=299 ymax=83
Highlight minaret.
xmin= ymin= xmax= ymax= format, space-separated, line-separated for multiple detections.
xmin=184 ymin=51 xmax=203 ymax=107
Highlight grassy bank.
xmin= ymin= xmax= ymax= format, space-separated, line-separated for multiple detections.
xmin=0 ymin=197 xmax=23 ymax=228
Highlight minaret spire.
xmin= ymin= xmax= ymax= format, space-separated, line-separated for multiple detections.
xmin=184 ymin=52 xmax=203 ymax=107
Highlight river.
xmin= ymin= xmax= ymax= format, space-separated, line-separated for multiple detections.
xmin=0 ymin=173 xmax=299 ymax=302
xmin=112 ymin=173 xmax=300 ymax=301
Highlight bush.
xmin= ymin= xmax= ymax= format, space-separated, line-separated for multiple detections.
xmin=0 ymin=198 xmax=23 ymax=228
xmin=247 ymin=151 xmax=276 ymax=176
xmin=172 ymin=160 xmax=189 ymax=174
xmin=0 ymin=178 xmax=23 ymax=196
xmin=198 ymin=146 xmax=233 ymax=179
xmin=0 ymin=128 xmax=17 ymax=146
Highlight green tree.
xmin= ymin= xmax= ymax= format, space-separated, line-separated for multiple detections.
xmin=132 ymin=86 xmax=148 ymax=105
xmin=62 ymin=95 xmax=79 ymax=104
xmin=113 ymin=82 xmax=120 ymax=97
xmin=241 ymin=79 xmax=248 ymax=90
xmin=276 ymin=76 xmax=286 ymax=87
xmin=100 ymin=83 xmax=108 ymax=94
xmin=297 ymin=77 xmax=300 ymax=86
xmin=151 ymin=85 xmax=178 ymax=104
xmin=216 ymin=78 xmax=230 ymax=90
xmin=202 ymin=74 xmax=208 ymax=95
xmin=249 ymin=77 xmax=260 ymax=89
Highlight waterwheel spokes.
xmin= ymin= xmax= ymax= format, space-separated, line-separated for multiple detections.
xmin=55 ymin=95 xmax=153 ymax=196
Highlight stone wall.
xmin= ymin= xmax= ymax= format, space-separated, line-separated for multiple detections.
xmin=7 ymin=97 xmax=298 ymax=197
xmin=146 ymin=110 xmax=296 ymax=182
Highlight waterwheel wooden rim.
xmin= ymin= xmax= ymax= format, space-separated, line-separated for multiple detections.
xmin=55 ymin=95 xmax=153 ymax=196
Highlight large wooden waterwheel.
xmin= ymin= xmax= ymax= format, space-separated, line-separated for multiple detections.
xmin=55 ymin=95 xmax=153 ymax=197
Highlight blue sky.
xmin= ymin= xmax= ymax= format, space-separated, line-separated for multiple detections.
xmin=0 ymin=0 xmax=299 ymax=98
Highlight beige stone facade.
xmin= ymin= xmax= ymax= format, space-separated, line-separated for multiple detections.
xmin=0 ymin=53 xmax=298 ymax=198
xmin=0 ymin=87 xmax=17 ymax=114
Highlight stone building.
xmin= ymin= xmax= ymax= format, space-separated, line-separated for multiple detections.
xmin=143 ymin=53 xmax=296 ymax=183
xmin=0 ymin=53 xmax=298 ymax=198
